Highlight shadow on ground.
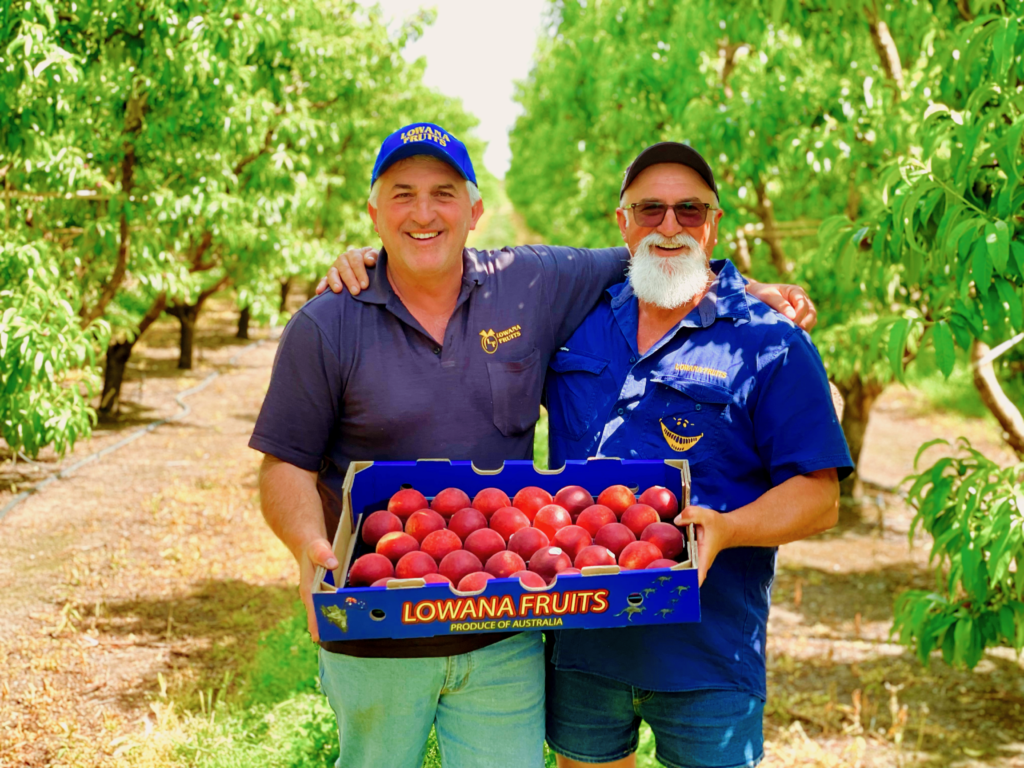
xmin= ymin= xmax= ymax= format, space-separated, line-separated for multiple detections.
xmin=88 ymin=578 xmax=313 ymax=712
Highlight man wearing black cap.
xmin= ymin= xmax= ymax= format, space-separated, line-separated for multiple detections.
xmin=540 ymin=147 xmax=852 ymax=768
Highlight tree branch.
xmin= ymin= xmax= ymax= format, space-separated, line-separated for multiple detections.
xmin=233 ymin=128 xmax=276 ymax=176
xmin=751 ymin=179 xmax=791 ymax=277
xmin=80 ymin=143 xmax=134 ymax=327
xmin=864 ymin=5 xmax=904 ymax=96
xmin=971 ymin=339 xmax=1024 ymax=459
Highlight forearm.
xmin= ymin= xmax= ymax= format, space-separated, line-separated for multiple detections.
xmin=258 ymin=454 xmax=326 ymax=562
xmin=721 ymin=468 xmax=839 ymax=549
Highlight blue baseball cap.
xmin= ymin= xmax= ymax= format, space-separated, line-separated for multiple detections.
xmin=371 ymin=122 xmax=477 ymax=189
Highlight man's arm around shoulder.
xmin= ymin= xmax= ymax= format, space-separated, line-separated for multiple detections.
xmin=259 ymin=455 xmax=337 ymax=641
xmin=676 ymin=468 xmax=839 ymax=585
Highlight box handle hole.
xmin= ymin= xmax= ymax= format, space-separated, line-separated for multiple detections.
xmin=370 ymin=609 xmax=386 ymax=621
xmin=627 ymin=593 xmax=643 ymax=606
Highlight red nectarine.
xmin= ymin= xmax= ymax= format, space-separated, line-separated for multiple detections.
xmin=554 ymin=485 xmax=594 ymax=519
xmin=448 ymin=507 xmax=487 ymax=541
xmin=594 ymin=523 xmax=635 ymax=558
xmin=405 ymin=509 xmax=446 ymax=543
xmin=431 ymin=487 xmax=471 ymax=518
xmin=574 ymin=545 xmax=617 ymax=569
xmin=464 ymin=528 xmax=506 ymax=564
xmin=439 ymin=550 xmax=482 ymax=585
xmin=640 ymin=522 xmax=684 ymax=560
xmin=420 ymin=529 xmax=463 ymax=563
xmin=597 ymin=484 xmax=636 ymax=516
xmin=388 ymin=489 xmax=428 ymax=521
xmin=375 ymin=531 xmax=419 ymax=563
xmin=646 ymin=559 xmax=678 ymax=570
xmin=511 ymin=486 xmax=553 ymax=522
xmin=528 ymin=546 xmax=572 ymax=582
xmin=361 ymin=510 xmax=403 ymax=546
xmin=457 ymin=571 xmax=495 ymax=592
xmin=395 ymin=551 xmax=439 ymax=579
xmin=348 ymin=553 xmax=394 ymax=586
xmin=472 ymin=488 xmax=511 ymax=519
xmin=576 ymin=505 xmax=618 ymax=537
xmin=510 ymin=570 xmax=547 ymax=588
xmin=553 ymin=525 xmax=593 ymax=561
xmin=618 ymin=541 xmax=662 ymax=570
xmin=508 ymin=527 xmax=550 ymax=562
xmin=639 ymin=485 xmax=679 ymax=520
xmin=620 ymin=504 xmax=660 ymax=538
xmin=489 ymin=506 xmax=531 ymax=543
xmin=534 ymin=504 xmax=572 ymax=539
xmin=485 ymin=551 xmax=527 ymax=579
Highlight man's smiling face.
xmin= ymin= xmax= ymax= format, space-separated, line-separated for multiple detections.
xmin=616 ymin=162 xmax=722 ymax=260
xmin=369 ymin=155 xmax=483 ymax=278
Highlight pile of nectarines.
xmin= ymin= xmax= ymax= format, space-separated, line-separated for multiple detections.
xmin=346 ymin=484 xmax=685 ymax=591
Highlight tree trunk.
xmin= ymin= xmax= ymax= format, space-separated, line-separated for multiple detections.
xmin=237 ymin=305 xmax=251 ymax=339
xmin=280 ymin=277 xmax=293 ymax=312
xmin=971 ymin=339 xmax=1024 ymax=459
xmin=99 ymin=341 xmax=135 ymax=418
xmin=98 ymin=293 xmax=166 ymax=418
xmin=168 ymin=303 xmax=200 ymax=370
xmin=168 ymin=276 xmax=230 ymax=370
xmin=833 ymin=373 xmax=885 ymax=501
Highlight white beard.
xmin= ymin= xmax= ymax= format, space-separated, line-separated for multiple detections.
xmin=626 ymin=232 xmax=711 ymax=309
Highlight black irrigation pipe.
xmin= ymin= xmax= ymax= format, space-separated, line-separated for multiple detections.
xmin=0 ymin=336 xmax=272 ymax=523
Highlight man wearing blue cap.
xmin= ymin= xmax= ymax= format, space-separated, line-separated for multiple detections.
xmin=251 ymin=122 xmax=630 ymax=768
xmin=253 ymin=123 xmax=819 ymax=768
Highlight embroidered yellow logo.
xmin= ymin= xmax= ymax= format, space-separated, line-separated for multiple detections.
xmin=401 ymin=125 xmax=450 ymax=147
xmin=479 ymin=325 xmax=522 ymax=354
xmin=660 ymin=417 xmax=704 ymax=452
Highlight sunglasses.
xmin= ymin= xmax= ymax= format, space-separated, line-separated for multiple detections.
xmin=626 ymin=201 xmax=718 ymax=228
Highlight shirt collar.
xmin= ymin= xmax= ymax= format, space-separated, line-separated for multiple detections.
xmin=350 ymin=248 xmax=485 ymax=306
xmin=608 ymin=259 xmax=751 ymax=327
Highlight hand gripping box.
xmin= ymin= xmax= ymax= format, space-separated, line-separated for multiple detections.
xmin=312 ymin=458 xmax=700 ymax=641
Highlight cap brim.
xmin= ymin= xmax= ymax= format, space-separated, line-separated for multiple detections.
xmin=373 ymin=143 xmax=470 ymax=186
xmin=620 ymin=143 xmax=717 ymax=199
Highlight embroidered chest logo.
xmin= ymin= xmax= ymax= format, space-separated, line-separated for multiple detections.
xmin=479 ymin=325 xmax=522 ymax=354
xmin=660 ymin=416 xmax=704 ymax=452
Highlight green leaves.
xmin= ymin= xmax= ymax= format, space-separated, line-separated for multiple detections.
xmin=895 ymin=440 xmax=1024 ymax=669
xmin=887 ymin=317 xmax=914 ymax=383
xmin=931 ymin=321 xmax=956 ymax=378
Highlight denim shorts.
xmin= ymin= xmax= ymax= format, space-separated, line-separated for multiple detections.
xmin=545 ymin=666 xmax=764 ymax=768
xmin=318 ymin=632 xmax=545 ymax=768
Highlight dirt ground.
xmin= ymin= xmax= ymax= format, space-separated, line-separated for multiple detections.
xmin=1 ymin=300 xmax=1022 ymax=767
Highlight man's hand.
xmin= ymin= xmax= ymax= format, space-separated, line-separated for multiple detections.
xmin=300 ymin=537 xmax=339 ymax=642
xmin=315 ymin=247 xmax=379 ymax=296
xmin=674 ymin=506 xmax=733 ymax=586
xmin=746 ymin=281 xmax=817 ymax=331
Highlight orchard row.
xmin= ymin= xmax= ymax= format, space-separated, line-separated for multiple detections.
xmin=347 ymin=484 xmax=688 ymax=591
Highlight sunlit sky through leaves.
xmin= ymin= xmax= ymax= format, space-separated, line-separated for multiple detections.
xmin=365 ymin=0 xmax=548 ymax=178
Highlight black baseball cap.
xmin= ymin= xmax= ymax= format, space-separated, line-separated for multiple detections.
xmin=620 ymin=142 xmax=718 ymax=200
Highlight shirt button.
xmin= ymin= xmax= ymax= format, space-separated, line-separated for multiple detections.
xmin=695 ymin=404 xmax=702 ymax=411
xmin=433 ymin=347 xmax=441 ymax=355
xmin=617 ymin=407 xmax=624 ymax=415
xmin=629 ymin=356 xmax=636 ymax=364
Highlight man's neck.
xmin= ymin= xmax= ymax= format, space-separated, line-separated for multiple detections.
xmin=385 ymin=253 xmax=464 ymax=344
xmin=636 ymin=284 xmax=710 ymax=357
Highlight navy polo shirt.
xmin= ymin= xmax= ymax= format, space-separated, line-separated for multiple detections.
xmin=545 ymin=259 xmax=852 ymax=698
xmin=251 ymin=245 xmax=627 ymax=483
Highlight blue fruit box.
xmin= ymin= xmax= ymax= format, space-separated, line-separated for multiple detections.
xmin=312 ymin=458 xmax=700 ymax=641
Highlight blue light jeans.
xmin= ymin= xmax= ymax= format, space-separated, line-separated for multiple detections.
xmin=318 ymin=632 xmax=545 ymax=768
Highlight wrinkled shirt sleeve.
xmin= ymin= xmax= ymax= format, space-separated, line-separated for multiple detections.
xmin=752 ymin=328 xmax=854 ymax=485
xmin=249 ymin=311 xmax=344 ymax=471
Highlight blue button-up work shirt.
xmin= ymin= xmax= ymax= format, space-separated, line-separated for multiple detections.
xmin=545 ymin=259 xmax=853 ymax=698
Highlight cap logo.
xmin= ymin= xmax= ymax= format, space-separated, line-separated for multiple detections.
xmin=401 ymin=125 xmax=450 ymax=147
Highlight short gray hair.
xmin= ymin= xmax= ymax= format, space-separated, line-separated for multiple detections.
xmin=368 ymin=178 xmax=482 ymax=208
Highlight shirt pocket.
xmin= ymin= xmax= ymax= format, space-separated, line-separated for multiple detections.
xmin=546 ymin=349 xmax=610 ymax=441
xmin=487 ymin=347 xmax=544 ymax=437
xmin=646 ymin=376 xmax=731 ymax=465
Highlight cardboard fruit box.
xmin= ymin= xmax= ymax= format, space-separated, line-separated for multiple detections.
xmin=312 ymin=458 xmax=700 ymax=642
